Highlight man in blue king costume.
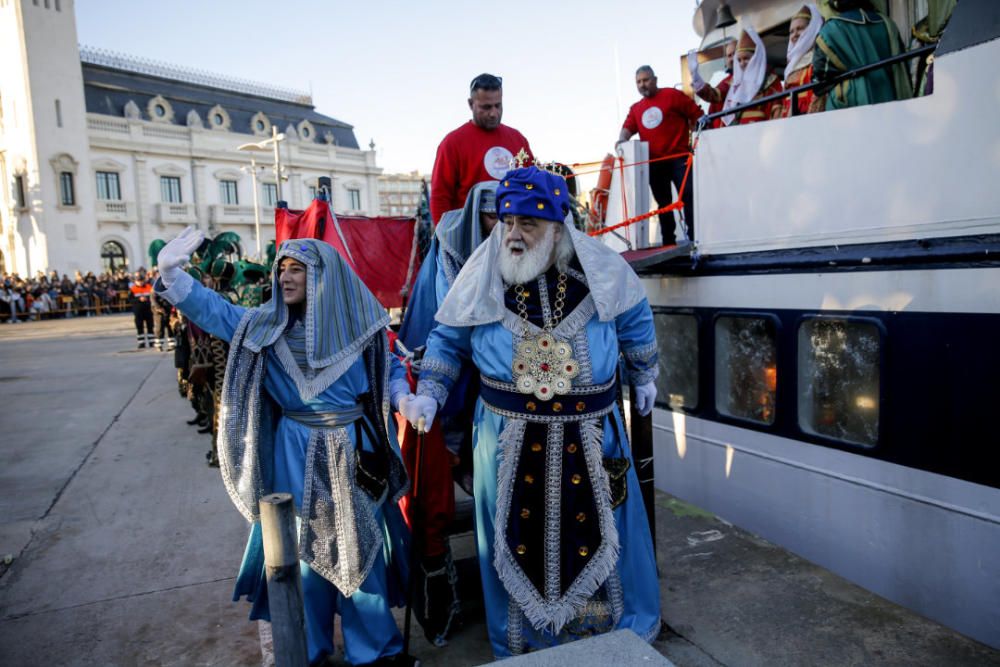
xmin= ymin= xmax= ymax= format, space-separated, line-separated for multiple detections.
xmin=154 ymin=230 xmax=416 ymax=667
xmin=399 ymin=166 xmax=661 ymax=657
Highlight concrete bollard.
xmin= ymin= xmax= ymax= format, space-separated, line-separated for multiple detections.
xmin=259 ymin=493 xmax=309 ymax=667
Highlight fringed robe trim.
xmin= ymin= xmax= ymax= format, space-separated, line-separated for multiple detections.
xmin=492 ymin=416 xmax=621 ymax=635
xmin=217 ymin=311 xmax=270 ymax=524
xmin=217 ymin=313 xmax=407 ymax=598
xmin=299 ymin=427 xmax=383 ymax=597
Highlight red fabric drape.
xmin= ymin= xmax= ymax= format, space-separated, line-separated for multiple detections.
xmin=276 ymin=200 xmax=420 ymax=308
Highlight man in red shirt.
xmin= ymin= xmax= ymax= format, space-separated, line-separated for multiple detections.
xmin=430 ymin=73 xmax=533 ymax=224
xmin=617 ymin=65 xmax=703 ymax=245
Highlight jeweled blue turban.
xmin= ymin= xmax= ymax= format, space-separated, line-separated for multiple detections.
xmin=496 ymin=166 xmax=570 ymax=224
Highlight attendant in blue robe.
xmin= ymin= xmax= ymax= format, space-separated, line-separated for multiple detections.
xmin=433 ymin=181 xmax=500 ymax=305
xmin=156 ymin=230 xmax=416 ymax=667
xmin=431 ymin=180 xmax=500 ymax=487
xmin=390 ymin=181 xmax=499 ymax=645
xmin=399 ymin=167 xmax=661 ymax=658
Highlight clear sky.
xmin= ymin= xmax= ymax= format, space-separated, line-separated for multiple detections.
xmin=75 ymin=0 xmax=703 ymax=174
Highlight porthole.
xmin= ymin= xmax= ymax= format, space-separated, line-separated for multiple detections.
xmin=213 ymin=113 xmax=224 ymax=126
xmin=256 ymin=119 xmax=265 ymax=131
xmin=154 ymin=104 xmax=166 ymax=117
xmin=715 ymin=315 xmax=778 ymax=425
xmin=797 ymin=317 xmax=881 ymax=447
xmin=654 ymin=312 xmax=699 ymax=410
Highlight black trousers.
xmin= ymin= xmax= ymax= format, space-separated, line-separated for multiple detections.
xmin=153 ymin=308 xmax=172 ymax=340
xmin=648 ymin=157 xmax=694 ymax=245
xmin=133 ymin=302 xmax=153 ymax=335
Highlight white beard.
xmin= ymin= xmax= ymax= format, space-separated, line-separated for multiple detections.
xmin=499 ymin=223 xmax=557 ymax=285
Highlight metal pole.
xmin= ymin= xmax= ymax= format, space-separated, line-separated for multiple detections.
xmin=259 ymin=493 xmax=308 ymax=667
xmin=272 ymin=125 xmax=283 ymax=203
xmin=402 ymin=416 xmax=427 ymax=656
xmin=629 ymin=388 xmax=656 ymax=547
xmin=249 ymin=156 xmax=262 ymax=259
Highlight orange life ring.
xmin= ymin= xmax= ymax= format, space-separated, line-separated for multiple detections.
xmin=587 ymin=153 xmax=615 ymax=230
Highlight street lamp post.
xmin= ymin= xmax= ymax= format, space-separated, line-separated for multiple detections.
xmin=238 ymin=130 xmax=286 ymax=259
xmin=272 ymin=125 xmax=284 ymax=202
xmin=241 ymin=156 xmax=263 ymax=258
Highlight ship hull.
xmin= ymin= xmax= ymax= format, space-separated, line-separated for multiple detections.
xmin=643 ymin=263 xmax=1000 ymax=648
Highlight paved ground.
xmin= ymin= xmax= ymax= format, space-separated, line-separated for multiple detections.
xmin=1 ymin=316 xmax=997 ymax=666
xmin=0 ymin=315 xmax=260 ymax=666
xmin=651 ymin=498 xmax=999 ymax=667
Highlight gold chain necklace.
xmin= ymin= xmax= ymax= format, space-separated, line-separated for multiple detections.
xmin=511 ymin=273 xmax=579 ymax=401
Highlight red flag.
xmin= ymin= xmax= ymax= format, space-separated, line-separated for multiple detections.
xmin=275 ymin=199 xmax=421 ymax=308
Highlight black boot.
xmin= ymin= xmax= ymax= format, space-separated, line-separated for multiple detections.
xmin=415 ymin=550 xmax=461 ymax=647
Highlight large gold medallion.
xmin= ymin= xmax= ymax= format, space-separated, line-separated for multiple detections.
xmin=513 ymin=333 xmax=579 ymax=401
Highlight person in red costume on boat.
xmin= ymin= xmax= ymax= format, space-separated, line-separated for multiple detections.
xmin=719 ymin=24 xmax=785 ymax=125
xmin=782 ymin=3 xmax=824 ymax=117
xmin=688 ymin=38 xmax=736 ymax=129
xmin=430 ymin=73 xmax=533 ymax=224
xmin=617 ymin=65 xmax=702 ymax=246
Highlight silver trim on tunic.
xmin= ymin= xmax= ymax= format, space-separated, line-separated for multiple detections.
xmin=216 ymin=314 xmax=405 ymax=598
xmin=420 ymin=356 xmax=462 ymax=381
xmin=480 ymin=375 xmax=614 ymax=395
xmin=544 ymin=423 xmax=564 ymax=602
xmin=492 ymin=411 xmax=621 ymax=635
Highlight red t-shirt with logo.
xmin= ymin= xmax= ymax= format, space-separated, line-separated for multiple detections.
xmin=430 ymin=121 xmax=533 ymax=223
xmin=623 ymin=88 xmax=703 ymax=159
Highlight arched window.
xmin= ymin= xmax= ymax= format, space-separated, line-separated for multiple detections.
xmin=101 ymin=241 xmax=128 ymax=272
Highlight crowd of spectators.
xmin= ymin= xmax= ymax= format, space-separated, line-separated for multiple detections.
xmin=0 ymin=268 xmax=157 ymax=323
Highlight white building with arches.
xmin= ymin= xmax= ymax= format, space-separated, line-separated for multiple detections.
xmin=0 ymin=0 xmax=381 ymax=276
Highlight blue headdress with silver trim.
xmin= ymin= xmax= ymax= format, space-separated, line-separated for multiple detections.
xmin=241 ymin=238 xmax=389 ymax=373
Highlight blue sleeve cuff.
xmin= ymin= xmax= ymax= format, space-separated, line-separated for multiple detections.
xmin=622 ymin=340 xmax=658 ymax=386
xmin=418 ymin=356 xmax=461 ymax=382
xmin=628 ymin=366 xmax=659 ymax=386
xmin=416 ymin=379 xmax=450 ymax=408
xmin=155 ymin=271 xmax=194 ymax=306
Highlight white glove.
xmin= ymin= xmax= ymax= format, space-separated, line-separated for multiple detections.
xmin=157 ymin=226 xmax=204 ymax=287
xmin=399 ymin=394 xmax=438 ymax=432
xmin=687 ymin=50 xmax=707 ymax=92
xmin=633 ymin=381 xmax=657 ymax=417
